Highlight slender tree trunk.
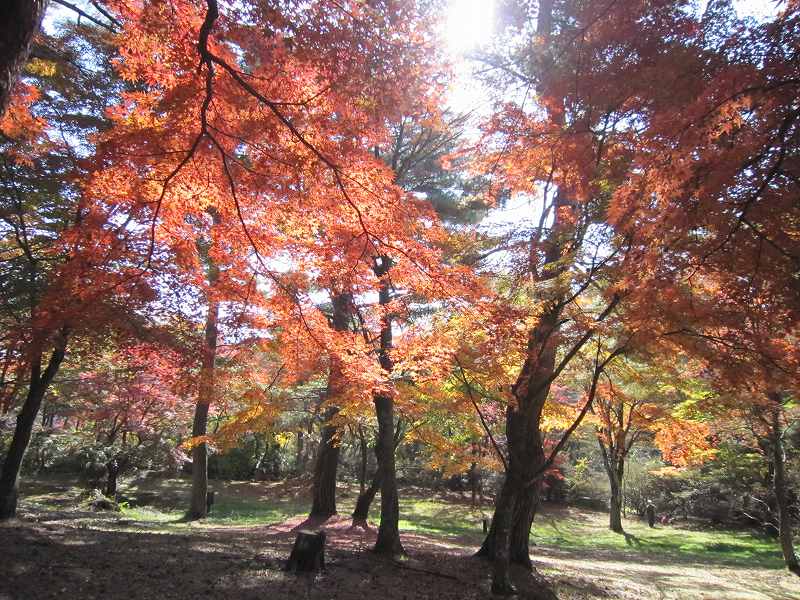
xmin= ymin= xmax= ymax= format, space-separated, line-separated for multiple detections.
xmin=295 ymin=429 xmax=305 ymax=474
xmin=352 ymin=425 xmax=406 ymax=527
xmin=0 ymin=334 xmax=67 ymax=520
xmin=608 ymin=470 xmax=623 ymax=533
xmin=490 ymin=477 xmax=518 ymax=595
xmin=0 ymin=0 xmax=48 ymax=117
xmin=188 ymin=211 xmax=220 ymax=520
xmin=600 ymin=439 xmax=625 ymax=533
xmin=371 ymin=257 xmax=404 ymax=555
xmin=188 ymin=298 xmax=218 ymax=520
xmin=509 ymin=481 xmax=540 ymax=567
xmin=770 ymin=393 xmax=800 ymax=576
xmin=478 ymin=433 xmax=543 ymax=569
xmin=478 ymin=301 xmax=559 ymax=589
xmin=358 ymin=426 xmax=368 ymax=495
xmin=470 ymin=461 xmax=478 ymax=508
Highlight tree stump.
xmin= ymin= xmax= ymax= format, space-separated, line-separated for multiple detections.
xmin=286 ymin=530 xmax=326 ymax=574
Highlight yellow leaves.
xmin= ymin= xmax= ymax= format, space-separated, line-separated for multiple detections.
xmin=654 ymin=419 xmax=717 ymax=468
xmin=273 ymin=431 xmax=293 ymax=448
xmin=26 ymin=58 xmax=57 ymax=77
xmin=182 ymin=434 xmax=214 ymax=450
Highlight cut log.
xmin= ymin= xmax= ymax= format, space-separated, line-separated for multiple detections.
xmin=286 ymin=530 xmax=326 ymax=573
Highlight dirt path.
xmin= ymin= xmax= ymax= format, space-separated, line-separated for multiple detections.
xmin=1 ymin=505 xmax=798 ymax=599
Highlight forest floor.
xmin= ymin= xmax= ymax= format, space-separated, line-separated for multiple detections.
xmin=1 ymin=475 xmax=799 ymax=600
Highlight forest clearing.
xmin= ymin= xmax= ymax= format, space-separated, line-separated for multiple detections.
xmin=2 ymin=477 xmax=798 ymax=600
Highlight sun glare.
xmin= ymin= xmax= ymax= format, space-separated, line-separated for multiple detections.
xmin=445 ymin=0 xmax=496 ymax=56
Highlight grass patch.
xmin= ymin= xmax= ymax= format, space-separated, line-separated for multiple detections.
xmin=396 ymin=497 xmax=485 ymax=542
xmin=531 ymin=509 xmax=786 ymax=569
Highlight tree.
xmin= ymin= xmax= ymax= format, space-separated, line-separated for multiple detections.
xmin=465 ymin=0 xmax=799 ymax=589
xmin=595 ymin=0 xmax=800 ymax=569
xmin=60 ymin=342 xmax=191 ymax=497
xmin=0 ymin=1 xmax=49 ymax=117
xmin=765 ymin=392 xmax=800 ymax=576
xmin=70 ymin=2 xmax=457 ymax=536
xmin=0 ymin=23 xmax=155 ymax=519
xmin=591 ymin=359 xmax=681 ymax=533
xmin=309 ymin=289 xmax=355 ymax=519
xmin=708 ymin=389 xmax=799 ymax=574
xmin=464 ymin=0 xmax=673 ymax=589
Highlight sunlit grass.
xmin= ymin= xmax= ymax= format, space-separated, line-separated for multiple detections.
xmin=530 ymin=509 xmax=785 ymax=569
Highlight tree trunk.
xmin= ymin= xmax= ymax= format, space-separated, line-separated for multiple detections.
xmin=188 ymin=212 xmax=220 ymax=520
xmin=0 ymin=335 xmax=66 ymax=520
xmin=371 ymin=258 xmax=404 ymax=555
xmin=476 ymin=453 xmax=542 ymax=568
xmin=477 ymin=302 xmax=557 ymax=587
xmin=608 ymin=472 xmax=623 ymax=533
xmin=352 ymin=469 xmax=381 ymax=526
xmin=770 ymin=393 xmax=800 ymax=576
xmin=0 ymin=0 xmax=48 ymax=117
xmin=509 ymin=483 xmax=539 ymax=566
xmin=358 ymin=426 xmax=368 ymax=494
xmin=469 ymin=461 xmax=478 ymax=508
xmin=188 ymin=402 xmax=210 ymax=518
xmin=489 ymin=477 xmax=518 ymax=595
xmin=308 ymin=290 xmax=353 ymax=519
xmin=286 ymin=530 xmax=326 ymax=574
xmin=295 ymin=429 xmax=305 ymax=474
xmin=373 ymin=391 xmax=403 ymax=554
xmin=105 ymin=460 xmax=119 ymax=498
xmin=188 ymin=298 xmax=218 ymax=520
xmin=310 ymin=409 xmax=341 ymax=518
xmin=600 ymin=439 xmax=625 ymax=533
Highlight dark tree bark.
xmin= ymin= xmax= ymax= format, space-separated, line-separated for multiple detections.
xmin=489 ymin=476 xmax=517 ymax=594
xmin=371 ymin=257 xmax=404 ymax=555
xmin=373 ymin=391 xmax=403 ymax=554
xmin=607 ymin=461 xmax=624 ymax=533
xmin=309 ymin=291 xmax=353 ymax=519
xmin=188 ymin=210 xmax=220 ymax=520
xmin=0 ymin=331 xmax=67 ymax=520
xmin=469 ymin=461 xmax=478 ymax=508
xmin=310 ymin=408 xmax=341 ymax=518
xmin=476 ymin=423 xmax=545 ymax=570
xmin=352 ymin=469 xmax=381 ymax=526
xmin=286 ymin=530 xmax=326 ymax=573
xmin=188 ymin=297 xmax=217 ymax=519
xmin=0 ymin=0 xmax=48 ymax=118
xmin=476 ymin=302 xmax=559 ymax=589
xmin=769 ymin=392 xmax=800 ymax=576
